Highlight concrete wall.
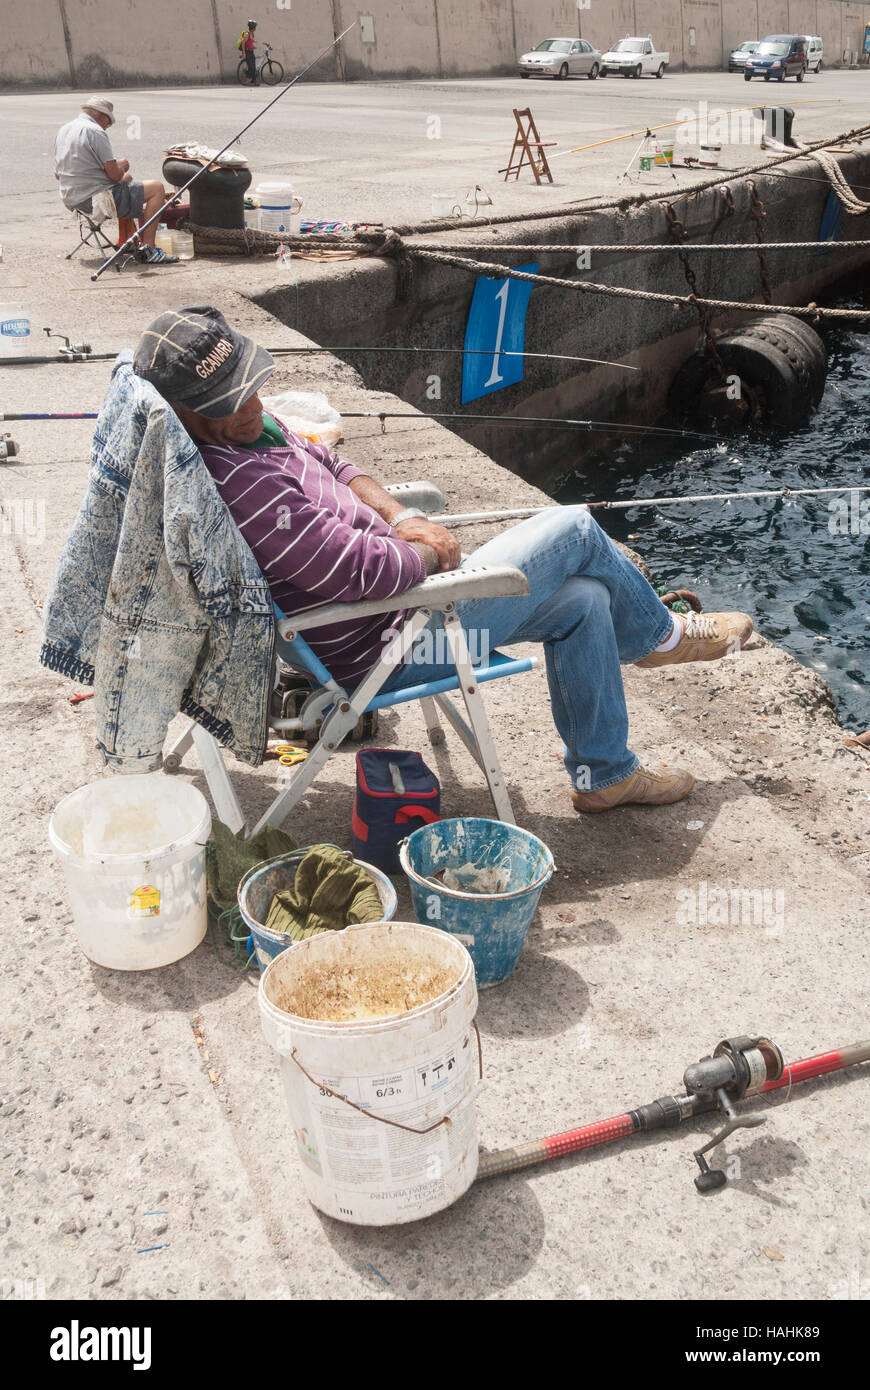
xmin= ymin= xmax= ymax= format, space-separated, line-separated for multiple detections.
xmin=252 ymin=146 xmax=870 ymax=481
xmin=3 ymin=0 xmax=870 ymax=86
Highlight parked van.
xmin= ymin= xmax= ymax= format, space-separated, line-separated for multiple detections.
xmin=804 ymin=35 xmax=823 ymax=72
xmin=744 ymin=34 xmax=807 ymax=82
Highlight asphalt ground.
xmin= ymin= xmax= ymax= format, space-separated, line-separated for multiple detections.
xmin=3 ymin=69 xmax=870 ymax=232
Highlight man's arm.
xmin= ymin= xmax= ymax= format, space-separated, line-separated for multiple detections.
xmin=265 ymin=427 xmax=460 ymax=575
xmin=348 ymin=474 xmax=461 ymax=573
xmin=103 ymin=159 xmax=130 ymax=182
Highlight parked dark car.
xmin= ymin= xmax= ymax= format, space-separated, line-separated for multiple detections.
xmin=728 ymin=39 xmax=759 ymax=72
xmin=744 ymin=35 xmax=807 ymax=81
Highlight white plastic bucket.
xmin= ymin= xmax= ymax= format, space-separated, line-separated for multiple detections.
xmin=254 ymin=181 xmax=302 ymax=235
xmin=0 ymin=304 xmax=31 ymax=356
xmin=49 ymin=774 xmax=211 ymax=970
xmin=431 ymin=193 xmax=458 ymax=217
xmin=258 ymin=921 xmax=480 ymax=1225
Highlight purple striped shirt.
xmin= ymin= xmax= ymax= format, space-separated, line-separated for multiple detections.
xmin=198 ymin=416 xmax=425 ymax=684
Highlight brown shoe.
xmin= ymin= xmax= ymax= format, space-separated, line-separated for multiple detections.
xmin=636 ymin=611 xmax=753 ymax=668
xmin=571 ymin=764 xmax=696 ymax=813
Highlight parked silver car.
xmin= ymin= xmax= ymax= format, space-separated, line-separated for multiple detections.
xmin=727 ymin=39 xmax=760 ymax=72
xmin=519 ymin=37 xmax=602 ymax=80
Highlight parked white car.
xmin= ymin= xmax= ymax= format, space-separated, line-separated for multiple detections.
xmin=600 ymin=36 xmax=669 ymax=78
xmin=804 ymin=35 xmax=823 ymax=71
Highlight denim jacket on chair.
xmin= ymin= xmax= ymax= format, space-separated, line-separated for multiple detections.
xmin=39 ymin=352 xmax=275 ymax=770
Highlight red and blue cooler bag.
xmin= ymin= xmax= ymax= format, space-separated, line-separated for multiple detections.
xmin=352 ymin=748 xmax=441 ymax=874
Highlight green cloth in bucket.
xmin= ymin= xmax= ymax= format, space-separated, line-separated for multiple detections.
xmin=264 ymin=844 xmax=383 ymax=941
xmin=206 ymin=819 xmax=298 ymax=915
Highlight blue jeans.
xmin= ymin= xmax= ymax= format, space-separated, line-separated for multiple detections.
xmin=383 ymin=507 xmax=673 ymax=791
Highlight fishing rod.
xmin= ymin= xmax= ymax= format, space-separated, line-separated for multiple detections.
xmin=433 ymin=484 xmax=870 ymax=526
xmin=0 ymin=345 xmax=638 ymax=372
xmin=345 ymin=411 xmax=718 ymax=440
xmin=497 ymin=99 xmax=840 ymax=173
xmin=4 ymin=420 xmax=862 ymax=513
xmin=0 ymin=409 xmax=716 ymax=441
xmin=91 ymin=21 xmax=358 ymax=281
xmin=477 ymin=1036 xmax=870 ymax=1192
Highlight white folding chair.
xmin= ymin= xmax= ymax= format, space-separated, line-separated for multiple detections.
xmin=165 ymin=485 xmax=537 ymax=836
xmin=66 ymin=191 xmax=118 ymax=263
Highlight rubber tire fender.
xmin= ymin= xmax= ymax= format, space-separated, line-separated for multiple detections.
xmin=668 ymin=330 xmax=821 ymax=429
xmin=740 ymin=320 xmax=826 ymax=409
xmin=756 ymin=314 xmax=827 ymax=384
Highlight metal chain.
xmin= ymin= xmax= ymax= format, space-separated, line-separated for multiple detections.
xmin=664 ymin=203 xmax=728 ymax=381
xmin=748 ymin=180 xmax=773 ymax=304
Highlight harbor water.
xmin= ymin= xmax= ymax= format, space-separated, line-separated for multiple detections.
xmin=557 ymin=290 xmax=870 ymax=732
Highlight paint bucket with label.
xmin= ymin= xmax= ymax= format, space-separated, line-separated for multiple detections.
xmin=258 ymin=921 xmax=480 ymax=1224
xmin=0 ymin=305 xmax=31 ymax=357
xmin=49 ymin=774 xmax=210 ymax=970
xmin=399 ymin=817 xmax=554 ymax=987
xmin=654 ymin=142 xmax=675 ymax=166
xmin=254 ymin=181 xmax=303 ymax=236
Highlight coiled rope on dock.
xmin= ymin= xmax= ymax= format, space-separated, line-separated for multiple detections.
xmin=808 ymin=150 xmax=870 ymax=214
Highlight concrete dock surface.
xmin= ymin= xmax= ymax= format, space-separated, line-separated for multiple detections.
xmin=1 ymin=78 xmax=868 ymax=1302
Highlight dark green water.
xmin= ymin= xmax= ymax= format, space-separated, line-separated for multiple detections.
xmin=555 ymin=291 xmax=870 ymax=732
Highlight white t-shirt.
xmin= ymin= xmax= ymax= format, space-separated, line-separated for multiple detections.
xmin=53 ymin=113 xmax=115 ymax=210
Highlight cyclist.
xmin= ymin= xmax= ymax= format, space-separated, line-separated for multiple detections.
xmin=243 ymin=20 xmax=258 ymax=84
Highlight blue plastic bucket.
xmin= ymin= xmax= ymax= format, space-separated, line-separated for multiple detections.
xmin=399 ymin=818 xmax=554 ymax=987
xmin=237 ymin=848 xmax=397 ymax=973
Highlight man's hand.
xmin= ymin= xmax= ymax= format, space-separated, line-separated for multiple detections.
xmin=118 ymin=158 xmax=130 ymax=173
xmin=394 ymin=518 xmax=461 ymax=572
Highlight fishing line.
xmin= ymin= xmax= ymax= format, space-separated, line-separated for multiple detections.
xmin=91 ymin=21 xmax=358 ymax=280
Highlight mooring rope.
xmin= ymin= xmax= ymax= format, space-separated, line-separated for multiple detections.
xmin=181 ymin=226 xmax=870 ymax=319
xmin=402 ymin=246 xmax=870 ymax=321
xmin=809 ymin=149 xmax=870 ymax=214
xmin=400 ymin=239 xmax=870 ymax=254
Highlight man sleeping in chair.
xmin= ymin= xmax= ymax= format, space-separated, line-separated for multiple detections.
xmin=135 ymin=305 xmax=752 ymax=813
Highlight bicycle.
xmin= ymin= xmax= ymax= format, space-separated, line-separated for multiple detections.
xmin=237 ymin=42 xmax=284 ymax=86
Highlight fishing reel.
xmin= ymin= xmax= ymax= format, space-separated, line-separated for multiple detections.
xmin=0 ymin=433 xmax=18 ymax=462
xmin=43 ymin=328 xmax=92 ymax=361
xmin=683 ymin=1036 xmax=784 ymax=1192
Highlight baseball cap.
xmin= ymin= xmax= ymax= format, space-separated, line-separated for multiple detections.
xmin=81 ymin=95 xmax=115 ymax=126
xmin=133 ymin=306 xmax=275 ymax=418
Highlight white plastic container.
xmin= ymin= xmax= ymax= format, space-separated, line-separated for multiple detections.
xmin=0 ymin=304 xmax=31 ymax=356
xmin=254 ymin=181 xmax=302 ymax=236
xmin=49 ymin=774 xmax=211 ymax=970
xmin=258 ymin=921 xmax=480 ymax=1225
xmin=431 ymin=193 xmax=457 ymax=217
xmin=172 ymin=228 xmax=194 ymax=259
xmin=154 ymin=224 xmax=174 ymax=255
